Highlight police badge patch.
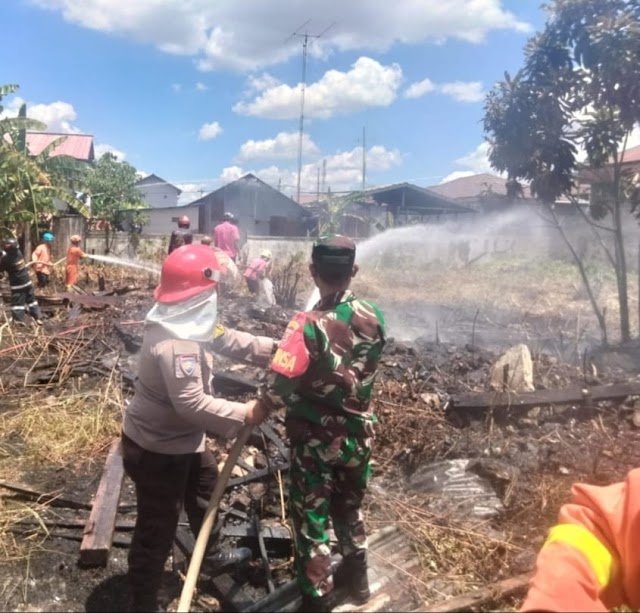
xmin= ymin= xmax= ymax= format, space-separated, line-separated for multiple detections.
xmin=175 ymin=354 xmax=198 ymax=378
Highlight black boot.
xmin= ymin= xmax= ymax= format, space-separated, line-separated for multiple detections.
xmin=299 ymin=591 xmax=336 ymax=612
xmin=334 ymin=550 xmax=370 ymax=604
xmin=202 ymin=546 xmax=252 ymax=576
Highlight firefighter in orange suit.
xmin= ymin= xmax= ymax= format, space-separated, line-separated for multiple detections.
xmin=521 ymin=467 xmax=640 ymax=612
xmin=65 ymin=235 xmax=86 ymax=288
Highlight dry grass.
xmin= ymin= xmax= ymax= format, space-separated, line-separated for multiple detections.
xmin=0 ymin=380 xmax=123 ymax=467
xmin=0 ymin=378 xmax=123 ymax=562
xmin=353 ymin=255 xmax=639 ymax=340
xmin=366 ymin=489 xmax=521 ymax=605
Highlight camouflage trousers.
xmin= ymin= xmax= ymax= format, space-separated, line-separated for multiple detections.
xmin=289 ymin=434 xmax=372 ymax=598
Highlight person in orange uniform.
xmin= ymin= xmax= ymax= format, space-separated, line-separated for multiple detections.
xmin=521 ymin=467 xmax=640 ymax=612
xmin=32 ymin=232 xmax=54 ymax=288
xmin=65 ymin=235 xmax=86 ymax=288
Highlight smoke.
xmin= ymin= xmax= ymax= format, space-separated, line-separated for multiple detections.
xmin=306 ymin=207 xmax=564 ymax=347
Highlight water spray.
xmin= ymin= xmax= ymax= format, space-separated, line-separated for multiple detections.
xmin=85 ymin=254 xmax=160 ymax=275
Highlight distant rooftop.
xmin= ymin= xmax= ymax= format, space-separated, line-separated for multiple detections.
xmin=26 ymin=131 xmax=95 ymax=162
xmin=428 ymin=173 xmax=532 ymax=201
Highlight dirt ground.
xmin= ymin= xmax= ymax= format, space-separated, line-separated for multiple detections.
xmin=1 ymin=254 xmax=640 ymax=612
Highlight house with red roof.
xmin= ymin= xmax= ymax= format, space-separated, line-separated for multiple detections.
xmin=25 ymin=131 xmax=95 ymax=162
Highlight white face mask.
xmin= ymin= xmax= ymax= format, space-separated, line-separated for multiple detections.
xmin=145 ymin=289 xmax=218 ymax=342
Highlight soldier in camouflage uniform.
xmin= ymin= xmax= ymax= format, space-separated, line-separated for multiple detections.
xmin=261 ymin=235 xmax=386 ymax=612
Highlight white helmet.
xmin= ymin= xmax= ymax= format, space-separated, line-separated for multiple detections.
xmin=260 ymin=249 xmax=272 ymax=260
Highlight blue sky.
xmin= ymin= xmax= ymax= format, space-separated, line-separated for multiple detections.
xmin=0 ymin=0 xmax=546 ymax=203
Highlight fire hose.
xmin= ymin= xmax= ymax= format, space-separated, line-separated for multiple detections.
xmin=177 ymin=424 xmax=254 ymax=612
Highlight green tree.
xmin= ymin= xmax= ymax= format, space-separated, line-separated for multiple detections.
xmin=0 ymin=84 xmax=85 ymax=246
xmin=484 ymin=0 xmax=640 ymax=343
xmin=86 ymin=152 xmax=145 ymax=251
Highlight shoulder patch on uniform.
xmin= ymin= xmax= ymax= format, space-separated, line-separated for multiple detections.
xmin=175 ymin=353 xmax=198 ymax=378
xmin=214 ymin=323 xmax=225 ymax=339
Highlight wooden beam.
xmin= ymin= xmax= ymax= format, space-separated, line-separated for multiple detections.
xmin=79 ymin=439 xmax=125 ymax=567
xmin=450 ymin=382 xmax=640 ymax=412
xmin=427 ymin=572 xmax=533 ymax=612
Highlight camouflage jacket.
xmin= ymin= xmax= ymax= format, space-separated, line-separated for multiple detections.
xmin=264 ymin=290 xmax=386 ymax=441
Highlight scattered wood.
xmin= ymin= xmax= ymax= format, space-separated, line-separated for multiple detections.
xmin=227 ymin=462 xmax=289 ymax=489
xmin=79 ymin=439 xmax=125 ymax=567
xmin=427 ymin=572 xmax=533 ymax=612
xmin=14 ymin=518 xmax=136 ymax=531
xmin=221 ymin=524 xmax=291 ymax=541
xmin=212 ymin=370 xmax=259 ymax=395
xmin=0 ymin=480 xmax=92 ymax=510
xmin=450 ymin=382 xmax=640 ymax=412
xmin=211 ymin=573 xmax=256 ymax=612
xmin=254 ymin=514 xmax=275 ymax=593
xmin=259 ymin=422 xmax=290 ymax=461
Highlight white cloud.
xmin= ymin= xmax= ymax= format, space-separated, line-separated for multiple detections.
xmin=95 ymin=143 xmax=127 ymax=161
xmin=176 ymin=144 xmax=402 ymax=204
xmin=404 ymin=79 xmax=485 ymax=102
xmin=231 ymin=144 xmax=402 ymax=195
xmin=238 ymin=132 xmax=319 ymax=161
xmin=439 ymin=81 xmax=485 ymax=103
xmin=198 ymin=121 xmax=223 ymax=140
xmin=195 ymin=82 xmax=208 ymax=91
xmin=404 ymin=79 xmax=436 ymax=99
xmin=440 ymin=142 xmax=499 ymax=183
xmin=439 ymin=170 xmax=476 ymax=184
xmin=1 ymin=96 xmax=81 ymax=133
xmin=455 ymin=142 xmax=494 ymax=173
xmin=31 ymin=1 xmax=530 ymax=72
xmin=234 ymin=57 xmax=403 ymax=119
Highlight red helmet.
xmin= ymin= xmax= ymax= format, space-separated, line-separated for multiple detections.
xmin=178 ymin=215 xmax=190 ymax=229
xmin=154 ymin=244 xmax=224 ymax=304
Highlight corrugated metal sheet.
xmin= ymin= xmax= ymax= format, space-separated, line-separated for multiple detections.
xmin=26 ymin=131 xmax=95 ymax=161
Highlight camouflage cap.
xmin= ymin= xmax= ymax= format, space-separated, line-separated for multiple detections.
xmin=312 ymin=234 xmax=356 ymax=266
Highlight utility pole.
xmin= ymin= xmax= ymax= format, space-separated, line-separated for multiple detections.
xmin=286 ymin=21 xmax=335 ymax=204
xmin=316 ymin=167 xmax=321 ymax=202
xmin=322 ymin=158 xmax=327 ymax=196
xmin=362 ymin=126 xmax=366 ymax=192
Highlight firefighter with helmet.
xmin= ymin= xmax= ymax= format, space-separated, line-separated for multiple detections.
xmin=120 ymin=244 xmax=272 ymax=612
xmin=0 ymin=238 xmax=43 ymax=325
xmin=168 ymin=215 xmax=193 ymax=254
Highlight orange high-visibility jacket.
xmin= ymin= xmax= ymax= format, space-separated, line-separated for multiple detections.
xmin=521 ymin=468 xmax=640 ymax=612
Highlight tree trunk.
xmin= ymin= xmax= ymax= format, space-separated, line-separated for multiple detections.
xmin=612 ymin=162 xmax=631 ymax=342
xmin=547 ymin=204 xmax=608 ymax=345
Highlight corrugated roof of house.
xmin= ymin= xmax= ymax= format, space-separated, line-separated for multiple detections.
xmin=26 ymin=131 xmax=95 ymax=161
xmin=621 ymin=144 xmax=640 ymax=164
xmin=428 ymin=173 xmax=532 ymax=200
xmin=134 ymin=173 xmax=182 ymax=194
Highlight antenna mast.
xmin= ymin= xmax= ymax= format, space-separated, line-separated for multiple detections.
xmin=285 ymin=21 xmax=335 ymax=204
xmin=362 ymin=126 xmax=366 ymax=192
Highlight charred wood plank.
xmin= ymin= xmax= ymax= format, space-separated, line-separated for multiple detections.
xmin=212 ymin=371 xmax=259 ymax=395
xmin=211 ymin=573 xmax=258 ymax=612
xmin=450 ymin=382 xmax=640 ymax=412
xmin=221 ymin=524 xmax=291 ymax=541
xmin=259 ymin=423 xmax=290 ymax=462
xmin=428 ymin=572 xmax=533 ymax=612
xmin=79 ymin=439 xmax=125 ymax=567
xmin=0 ymin=480 xmax=92 ymax=510
xmin=227 ymin=462 xmax=289 ymax=489
xmin=15 ymin=518 xmax=136 ymax=531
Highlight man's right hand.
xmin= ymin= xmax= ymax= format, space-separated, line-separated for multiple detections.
xmin=244 ymin=399 xmax=269 ymax=425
